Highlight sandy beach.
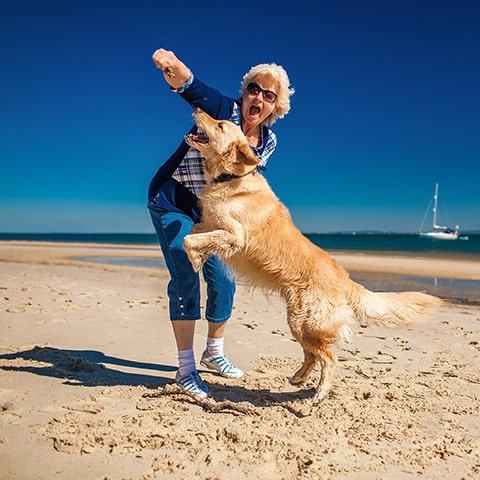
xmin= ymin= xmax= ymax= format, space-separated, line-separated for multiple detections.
xmin=1 ymin=241 xmax=479 ymax=479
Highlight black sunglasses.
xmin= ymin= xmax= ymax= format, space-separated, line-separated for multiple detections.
xmin=246 ymin=82 xmax=278 ymax=104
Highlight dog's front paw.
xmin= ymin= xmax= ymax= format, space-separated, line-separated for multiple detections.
xmin=184 ymin=236 xmax=207 ymax=272
xmin=189 ymin=250 xmax=207 ymax=272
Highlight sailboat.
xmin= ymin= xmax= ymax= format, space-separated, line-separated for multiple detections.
xmin=419 ymin=183 xmax=465 ymax=240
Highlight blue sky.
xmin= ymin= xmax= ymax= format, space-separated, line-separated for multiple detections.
xmin=1 ymin=0 xmax=479 ymax=234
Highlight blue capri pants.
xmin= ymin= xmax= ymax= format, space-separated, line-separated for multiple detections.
xmin=148 ymin=204 xmax=235 ymax=323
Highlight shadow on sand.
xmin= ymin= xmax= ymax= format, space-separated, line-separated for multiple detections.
xmin=0 ymin=345 xmax=317 ymax=415
xmin=0 ymin=345 xmax=175 ymax=388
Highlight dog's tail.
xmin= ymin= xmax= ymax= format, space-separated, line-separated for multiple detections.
xmin=347 ymin=282 xmax=443 ymax=327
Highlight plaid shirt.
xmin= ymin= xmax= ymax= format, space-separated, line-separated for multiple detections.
xmin=172 ymin=103 xmax=277 ymax=196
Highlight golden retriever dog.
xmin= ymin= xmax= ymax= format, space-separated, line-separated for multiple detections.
xmin=183 ymin=110 xmax=442 ymax=403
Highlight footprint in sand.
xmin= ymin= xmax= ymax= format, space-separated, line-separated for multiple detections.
xmin=239 ymin=322 xmax=259 ymax=330
xmin=0 ymin=401 xmax=21 ymax=419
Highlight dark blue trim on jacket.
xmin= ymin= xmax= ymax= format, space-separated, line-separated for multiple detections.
xmin=148 ymin=75 xmax=236 ymax=221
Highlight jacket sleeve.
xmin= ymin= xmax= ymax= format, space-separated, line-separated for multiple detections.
xmin=148 ymin=76 xmax=236 ymax=204
xmin=178 ymin=75 xmax=235 ymax=120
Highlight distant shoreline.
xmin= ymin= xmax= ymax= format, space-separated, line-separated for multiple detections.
xmin=1 ymin=240 xmax=479 ymax=303
xmin=1 ymin=231 xmax=478 ymax=250
xmin=1 ymin=239 xmax=480 ymax=268
xmin=1 ymin=236 xmax=479 ymax=260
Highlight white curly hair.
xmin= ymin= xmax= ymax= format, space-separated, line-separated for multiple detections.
xmin=240 ymin=63 xmax=294 ymax=126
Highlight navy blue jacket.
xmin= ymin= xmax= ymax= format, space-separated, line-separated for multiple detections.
xmin=148 ymin=76 xmax=237 ymax=222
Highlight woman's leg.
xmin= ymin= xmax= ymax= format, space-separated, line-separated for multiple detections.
xmin=149 ymin=206 xmax=201 ymax=322
xmin=149 ymin=205 xmax=210 ymax=397
xmin=200 ymin=257 xmax=243 ymax=378
xmin=207 ymin=321 xmax=227 ymax=339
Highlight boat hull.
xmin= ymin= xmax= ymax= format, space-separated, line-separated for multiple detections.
xmin=419 ymin=231 xmax=459 ymax=240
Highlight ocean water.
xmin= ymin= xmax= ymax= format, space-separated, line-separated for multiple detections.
xmin=2 ymin=232 xmax=479 ymax=299
xmin=1 ymin=232 xmax=479 ymax=258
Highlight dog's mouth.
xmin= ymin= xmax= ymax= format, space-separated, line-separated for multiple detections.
xmin=185 ymin=132 xmax=209 ymax=145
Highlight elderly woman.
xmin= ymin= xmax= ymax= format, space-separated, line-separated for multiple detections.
xmin=148 ymin=48 xmax=294 ymax=398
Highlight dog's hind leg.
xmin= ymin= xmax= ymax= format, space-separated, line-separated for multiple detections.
xmin=289 ymin=348 xmax=317 ymax=386
xmin=312 ymin=346 xmax=337 ymax=404
xmin=285 ymin=295 xmax=344 ymax=402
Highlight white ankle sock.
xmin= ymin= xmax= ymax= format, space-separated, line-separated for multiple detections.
xmin=206 ymin=336 xmax=224 ymax=357
xmin=177 ymin=349 xmax=196 ymax=377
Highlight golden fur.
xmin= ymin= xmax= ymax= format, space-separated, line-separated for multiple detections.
xmin=184 ymin=111 xmax=442 ymax=403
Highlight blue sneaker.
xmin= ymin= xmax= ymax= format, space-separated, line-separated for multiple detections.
xmin=175 ymin=370 xmax=211 ymax=399
xmin=200 ymin=351 xmax=244 ymax=379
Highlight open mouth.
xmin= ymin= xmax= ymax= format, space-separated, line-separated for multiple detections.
xmin=249 ymin=105 xmax=261 ymax=116
xmin=185 ymin=132 xmax=209 ymax=144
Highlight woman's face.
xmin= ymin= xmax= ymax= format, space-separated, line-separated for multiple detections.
xmin=241 ymin=75 xmax=278 ymax=128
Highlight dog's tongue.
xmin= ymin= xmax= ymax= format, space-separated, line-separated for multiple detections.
xmin=187 ymin=133 xmax=209 ymax=144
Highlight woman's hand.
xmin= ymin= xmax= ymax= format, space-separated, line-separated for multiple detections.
xmin=152 ymin=48 xmax=191 ymax=89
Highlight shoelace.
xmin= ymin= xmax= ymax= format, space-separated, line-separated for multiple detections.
xmin=178 ymin=371 xmax=209 ymax=394
xmin=210 ymin=355 xmax=235 ymax=374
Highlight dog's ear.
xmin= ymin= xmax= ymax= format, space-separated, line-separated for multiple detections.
xmin=221 ymin=140 xmax=260 ymax=176
xmin=235 ymin=141 xmax=260 ymax=166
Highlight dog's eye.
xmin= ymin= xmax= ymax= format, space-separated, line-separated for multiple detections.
xmin=217 ymin=122 xmax=224 ymax=130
